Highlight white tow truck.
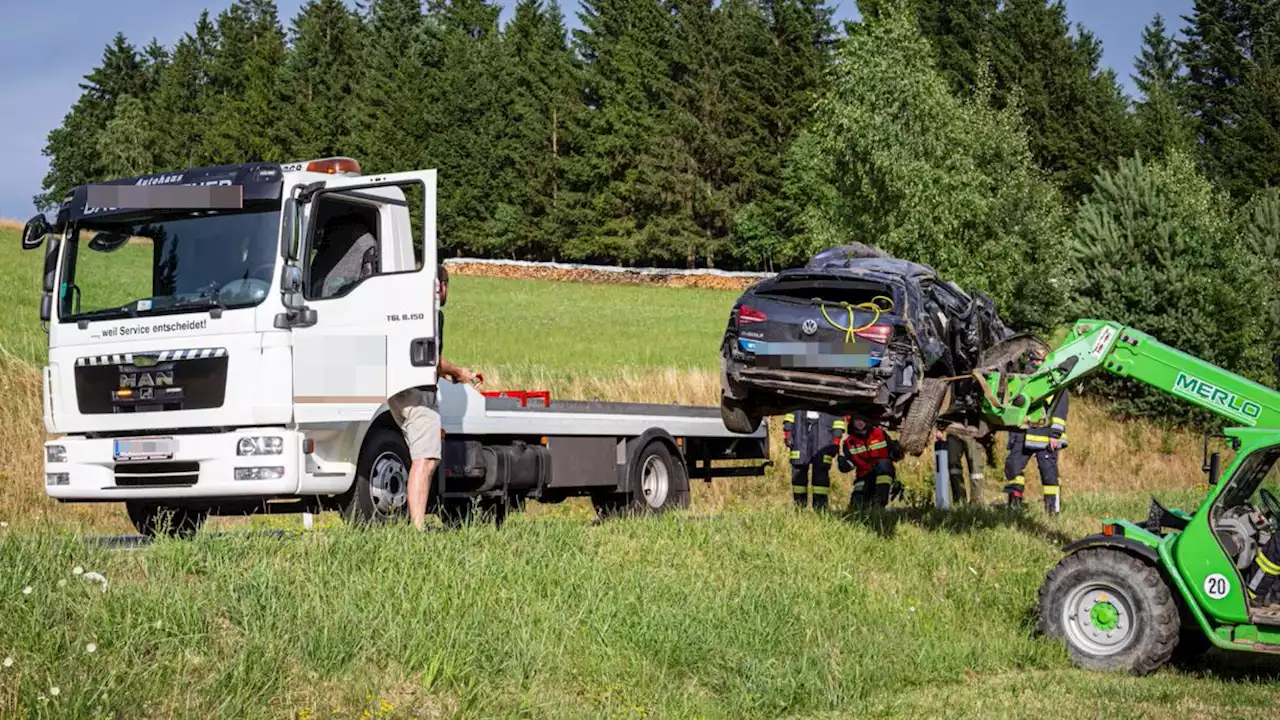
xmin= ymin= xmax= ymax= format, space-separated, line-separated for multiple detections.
xmin=21 ymin=157 xmax=769 ymax=535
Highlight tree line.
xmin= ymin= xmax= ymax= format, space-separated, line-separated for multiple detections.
xmin=38 ymin=0 xmax=1280 ymax=422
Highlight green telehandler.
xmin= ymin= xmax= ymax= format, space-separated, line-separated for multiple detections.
xmin=978 ymin=319 xmax=1280 ymax=674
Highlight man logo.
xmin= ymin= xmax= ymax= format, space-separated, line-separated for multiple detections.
xmin=801 ymin=319 xmax=819 ymax=336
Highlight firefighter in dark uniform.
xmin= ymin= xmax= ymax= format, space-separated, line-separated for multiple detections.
xmin=1247 ymin=529 xmax=1280 ymax=606
xmin=1003 ymin=387 xmax=1069 ymax=514
xmin=783 ymin=410 xmax=846 ymax=510
xmin=838 ymin=415 xmax=904 ymax=508
xmin=937 ymin=429 xmax=985 ymax=505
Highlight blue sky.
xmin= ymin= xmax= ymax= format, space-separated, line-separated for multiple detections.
xmin=0 ymin=0 xmax=1192 ymax=220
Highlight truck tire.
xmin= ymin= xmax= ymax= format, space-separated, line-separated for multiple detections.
xmin=342 ymin=426 xmax=410 ymax=525
xmin=898 ymin=378 xmax=946 ymax=456
xmin=592 ymin=440 xmax=690 ymax=520
xmin=125 ymin=502 xmax=208 ymax=539
xmin=721 ymin=393 xmax=762 ymax=434
xmin=1036 ymin=548 xmax=1180 ymax=675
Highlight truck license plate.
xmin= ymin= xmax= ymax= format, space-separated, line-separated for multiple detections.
xmin=113 ymin=437 xmax=175 ymax=462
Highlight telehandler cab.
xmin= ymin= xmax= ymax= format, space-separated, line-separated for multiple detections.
xmin=979 ymin=319 xmax=1280 ymax=674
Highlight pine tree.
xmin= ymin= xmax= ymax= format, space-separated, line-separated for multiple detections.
xmin=1073 ymin=152 xmax=1277 ymax=421
xmin=284 ymin=0 xmax=361 ymax=159
xmin=1132 ymin=14 xmax=1193 ymax=158
xmin=347 ymin=0 xmax=431 ymax=176
xmin=204 ymin=0 xmax=290 ymax=163
xmin=569 ymin=0 xmax=689 ymax=264
xmin=420 ymin=0 xmax=510 ymax=255
xmin=36 ymin=34 xmax=150 ymax=209
xmin=150 ymin=13 xmax=217 ymax=170
xmin=496 ymin=0 xmax=582 ymax=259
xmin=1182 ymin=0 xmax=1280 ymax=198
xmin=989 ymin=0 xmax=1137 ymax=202
xmin=97 ymin=95 xmax=153 ymax=178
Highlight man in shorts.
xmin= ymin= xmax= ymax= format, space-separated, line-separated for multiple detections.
xmin=388 ymin=264 xmax=484 ymax=530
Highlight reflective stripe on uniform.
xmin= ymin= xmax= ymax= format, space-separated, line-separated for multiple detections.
xmin=792 ymin=485 xmax=808 ymax=494
xmin=821 ymin=455 xmax=833 ymax=465
xmin=783 ymin=413 xmax=795 ymax=423
xmin=812 ymin=485 xmax=830 ymax=496
xmin=1007 ymin=475 xmax=1025 ymax=488
xmin=876 ymin=474 xmax=893 ymax=486
xmin=1043 ymin=485 xmax=1060 ymax=496
xmin=789 ymin=450 xmax=801 ymax=460
xmin=1051 ymin=416 xmax=1067 ymax=432
xmin=832 ymin=419 xmax=848 ymax=431
xmin=1257 ymin=551 xmax=1280 ymax=576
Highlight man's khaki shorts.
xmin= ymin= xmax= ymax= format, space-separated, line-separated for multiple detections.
xmin=387 ymin=387 xmax=442 ymax=461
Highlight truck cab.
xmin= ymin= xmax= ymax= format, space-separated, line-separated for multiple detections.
xmin=23 ymin=158 xmax=768 ymax=535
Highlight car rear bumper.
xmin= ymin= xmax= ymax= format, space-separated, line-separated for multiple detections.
xmin=730 ymin=366 xmax=884 ymax=400
xmin=43 ymin=429 xmax=303 ymax=502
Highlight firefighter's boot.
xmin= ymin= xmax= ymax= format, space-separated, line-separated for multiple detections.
xmin=1043 ymin=485 xmax=1061 ymax=516
xmin=1004 ymin=476 xmax=1025 ymax=510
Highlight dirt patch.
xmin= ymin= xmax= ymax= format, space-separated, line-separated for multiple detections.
xmin=445 ymin=259 xmax=770 ymax=291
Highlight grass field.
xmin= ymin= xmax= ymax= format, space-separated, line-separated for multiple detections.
xmin=2 ymin=225 xmax=1277 ymax=718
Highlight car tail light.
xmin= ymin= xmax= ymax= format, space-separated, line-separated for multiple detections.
xmin=855 ymin=324 xmax=893 ymax=345
xmin=737 ymin=306 xmax=767 ymax=325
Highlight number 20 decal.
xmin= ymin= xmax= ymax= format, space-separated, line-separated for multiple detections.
xmin=1204 ymin=573 xmax=1231 ymax=600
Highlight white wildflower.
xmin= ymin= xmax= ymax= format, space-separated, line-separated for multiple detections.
xmin=57 ymin=579 xmax=67 ymax=589
xmin=85 ymin=643 xmax=97 ymax=654
xmin=72 ymin=566 xmax=84 ymax=576
xmin=50 ymin=687 xmax=60 ymax=697
xmin=21 ymin=586 xmax=32 ymax=596
xmin=0 ymin=521 xmax=8 ymax=528
xmin=908 ymin=606 xmax=917 ymax=613
xmin=3 ymin=657 xmax=13 ymax=668
xmin=82 ymin=572 xmax=107 ymax=592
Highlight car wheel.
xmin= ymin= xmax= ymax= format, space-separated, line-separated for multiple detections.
xmin=898 ymin=378 xmax=946 ymax=456
xmin=721 ymin=393 xmax=762 ymax=434
xmin=1037 ymin=548 xmax=1180 ymax=675
xmin=125 ymin=502 xmax=208 ymax=539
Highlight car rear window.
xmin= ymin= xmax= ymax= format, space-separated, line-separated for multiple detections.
xmin=755 ymin=278 xmax=899 ymax=310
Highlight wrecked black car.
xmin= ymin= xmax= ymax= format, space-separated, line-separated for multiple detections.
xmin=719 ymin=244 xmax=1040 ymax=455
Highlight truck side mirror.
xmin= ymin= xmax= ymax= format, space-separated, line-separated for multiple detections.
xmin=280 ymin=198 xmax=299 ymax=260
xmin=22 ymin=214 xmax=49 ymax=250
xmin=1207 ymin=452 xmax=1221 ymax=486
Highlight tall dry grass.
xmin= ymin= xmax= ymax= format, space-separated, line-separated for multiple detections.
xmin=0 ymin=361 xmax=1209 ymax=531
xmin=0 ymin=219 xmax=22 ymax=231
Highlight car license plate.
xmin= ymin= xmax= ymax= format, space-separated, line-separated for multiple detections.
xmin=113 ymin=437 xmax=175 ymax=462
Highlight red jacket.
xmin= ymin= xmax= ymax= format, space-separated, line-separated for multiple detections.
xmin=840 ymin=426 xmax=895 ymax=477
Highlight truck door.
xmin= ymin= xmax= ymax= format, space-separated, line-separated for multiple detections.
xmin=289 ymin=170 xmax=438 ymax=424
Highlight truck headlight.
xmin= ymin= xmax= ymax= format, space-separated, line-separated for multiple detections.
xmin=46 ymin=445 xmax=67 ymax=463
xmin=234 ymin=467 xmax=285 ymax=481
xmin=236 ymin=436 xmax=284 ymax=456
xmin=46 ymin=472 xmax=69 ymax=486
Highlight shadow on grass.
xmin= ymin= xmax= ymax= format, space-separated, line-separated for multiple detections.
xmin=1174 ymin=647 xmax=1280 ymax=682
xmin=837 ymin=502 xmax=1075 ymax=546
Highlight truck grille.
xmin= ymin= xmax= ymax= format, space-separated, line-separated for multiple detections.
xmin=114 ymin=461 xmax=200 ymax=487
xmin=74 ymin=349 xmax=228 ymax=415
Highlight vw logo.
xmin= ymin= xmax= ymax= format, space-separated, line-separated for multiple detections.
xmin=801 ymin=319 xmax=819 ymax=336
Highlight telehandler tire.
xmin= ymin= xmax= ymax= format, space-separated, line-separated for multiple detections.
xmin=1037 ymin=548 xmax=1180 ymax=675
xmin=898 ymin=378 xmax=947 ymax=456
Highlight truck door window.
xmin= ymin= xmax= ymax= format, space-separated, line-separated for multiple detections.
xmin=303 ymin=183 xmax=424 ymax=301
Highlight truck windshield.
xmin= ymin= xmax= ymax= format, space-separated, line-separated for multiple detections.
xmin=59 ymin=208 xmax=281 ymax=323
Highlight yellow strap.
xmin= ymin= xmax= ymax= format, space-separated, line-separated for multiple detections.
xmin=1042 ymin=486 xmax=1060 ymax=496
xmin=819 ymin=296 xmax=894 ymax=343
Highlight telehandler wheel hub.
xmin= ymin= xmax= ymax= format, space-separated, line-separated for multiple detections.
xmin=1063 ymin=583 xmax=1134 ymax=656
xmin=369 ymin=451 xmax=408 ymax=516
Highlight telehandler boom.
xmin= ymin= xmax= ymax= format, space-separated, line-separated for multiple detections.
xmin=976 ymin=319 xmax=1280 ymax=674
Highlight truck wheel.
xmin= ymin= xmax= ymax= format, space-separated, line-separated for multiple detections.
xmin=898 ymin=378 xmax=946 ymax=456
xmin=125 ymin=502 xmax=208 ymax=539
xmin=593 ymin=440 xmax=690 ymax=520
xmin=721 ymin=394 xmax=762 ymax=434
xmin=1037 ymin=548 xmax=1180 ymax=675
xmin=342 ymin=426 xmax=410 ymax=525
